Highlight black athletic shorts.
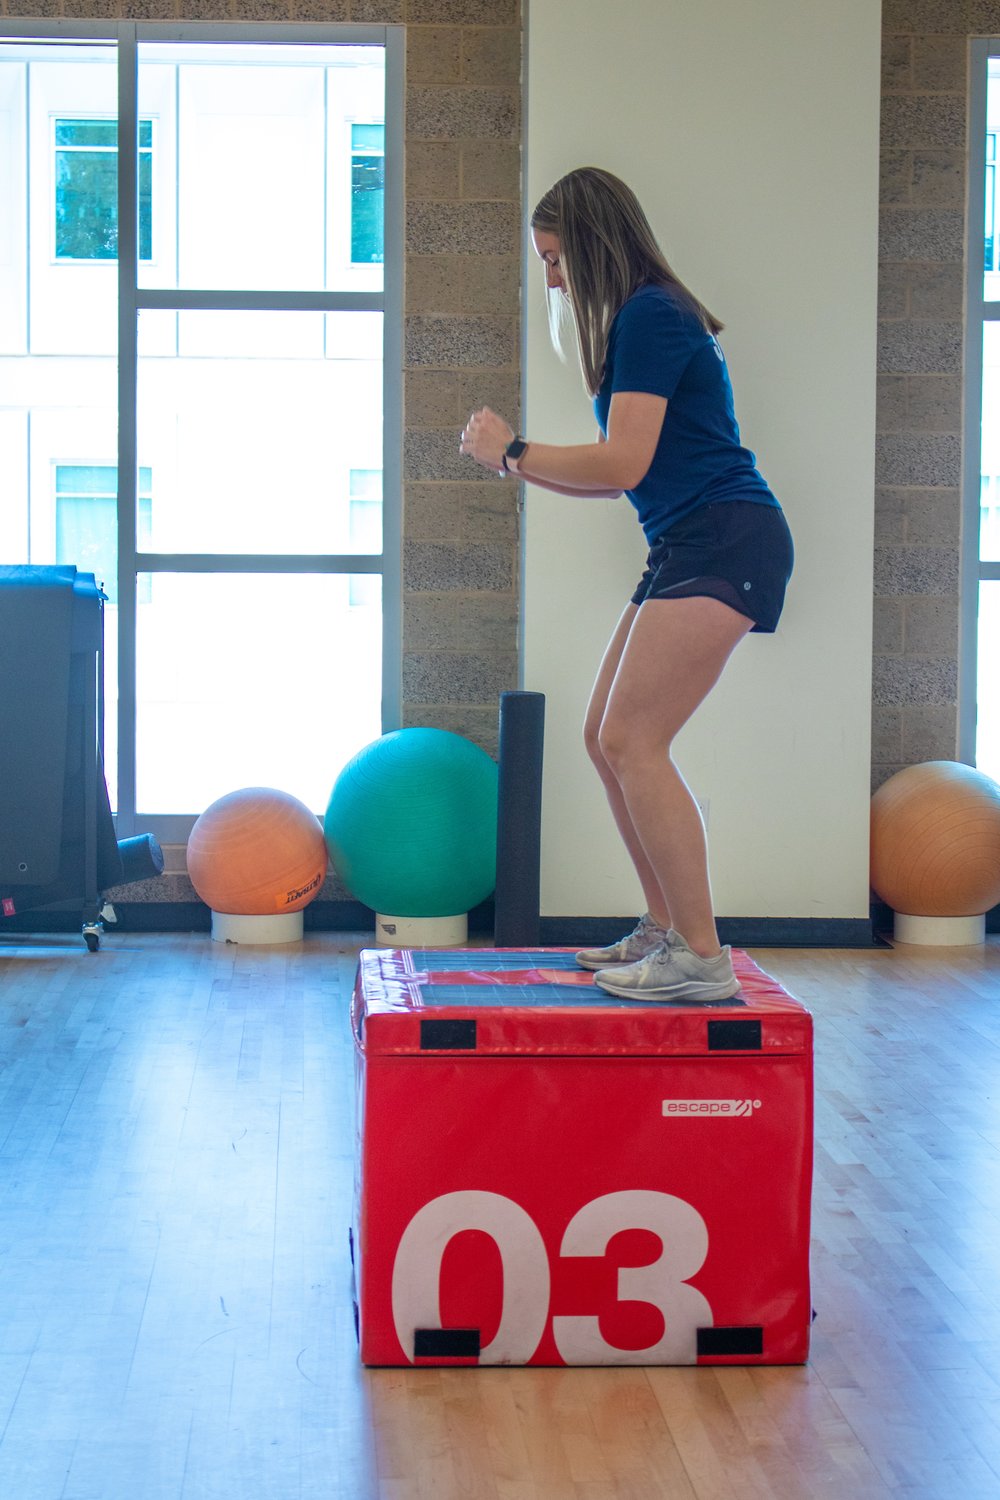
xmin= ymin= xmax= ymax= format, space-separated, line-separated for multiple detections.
xmin=630 ymin=500 xmax=794 ymax=634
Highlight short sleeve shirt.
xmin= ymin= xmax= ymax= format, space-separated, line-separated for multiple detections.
xmin=594 ymin=284 xmax=778 ymax=544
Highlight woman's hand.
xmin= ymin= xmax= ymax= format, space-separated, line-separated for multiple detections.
xmin=460 ymin=407 xmax=515 ymax=476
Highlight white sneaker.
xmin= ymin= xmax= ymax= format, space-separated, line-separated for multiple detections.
xmin=594 ymin=936 xmax=740 ymax=1003
xmin=576 ymin=914 xmax=676 ymax=971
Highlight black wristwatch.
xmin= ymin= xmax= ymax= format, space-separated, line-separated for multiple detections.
xmin=502 ymin=436 xmax=528 ymax=474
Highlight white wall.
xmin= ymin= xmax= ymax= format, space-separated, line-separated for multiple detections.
xmin=523 ymin=0 xmax=881 ymax=920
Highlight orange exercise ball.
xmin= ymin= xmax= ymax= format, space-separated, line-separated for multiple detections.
xmin=187 ymin=786 xmax=328 ymax=916
xmin=870 ymin=760 xmax=1000 ymax=916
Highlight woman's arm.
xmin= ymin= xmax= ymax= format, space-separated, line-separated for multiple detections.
xmin=526 ymin=430 xmax=624 ymax=498
xmin=459 ymin=392 xmax=667 ymax=495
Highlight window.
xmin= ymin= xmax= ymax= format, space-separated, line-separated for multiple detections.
xmin=987 ymin=132 xmax=997 ymax=274
xmin=55 ymin=464 xmax=152 ymax=604
xmin=351 ymin=123 xmax=384 ymax=264
xmin=54 ymin=118 xmax=152 ymax=261
xmin=0 ymin=24 xmax=401 ymax=838
xmin=966 ymin=46 xmax=1000 ymax=783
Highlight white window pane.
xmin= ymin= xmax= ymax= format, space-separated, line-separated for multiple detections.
xmin=15 ymin=405 xmax=118 ymax=574
xmin=977 ymin=581 xmax=1000 ymax=782
xmin=982 ymin=325 xmax=1000 ymax=563
xmin=0 ymin=53 xmax=29 ymax=355
xmin=349 ymin=467 xmax=383 ymax=554
xmin=137 ymin=309 xmax=383 ymax=555
xmin=137 ymin=41 xmax=384 ymax=293
xmin=27 ymin=50 xmax=120 ymax=354
xmin=135 ymin=572 xmax=382 ymax=814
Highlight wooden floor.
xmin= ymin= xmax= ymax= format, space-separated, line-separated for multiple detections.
xmin=1 ymin=933 xmax=999 ymax=1498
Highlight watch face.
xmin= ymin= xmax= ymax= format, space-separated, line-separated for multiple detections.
xmin=507 ymin=438 xmax=528 ymax=460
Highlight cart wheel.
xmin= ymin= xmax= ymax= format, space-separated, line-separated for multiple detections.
xmin=83 ymin=927 xmax=101 ymax=953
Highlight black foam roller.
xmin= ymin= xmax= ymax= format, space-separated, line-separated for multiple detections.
xmin=493 ymin=690 xmax=545 ymax=946
xmin=117 ymin=833 xmax=165 ymax=885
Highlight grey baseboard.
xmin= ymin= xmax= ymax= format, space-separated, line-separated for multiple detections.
xmin=0 ymin=898 xmax=490 ymax=937
xmin=8 ymin=900 xmax=994 ymax=948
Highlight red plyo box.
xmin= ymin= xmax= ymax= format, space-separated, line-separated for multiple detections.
xmin=351 ymin=947 xmax=813 ymax=1367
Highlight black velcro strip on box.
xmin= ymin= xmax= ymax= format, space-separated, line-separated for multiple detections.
xmin=697 ymin=1325 xmax=764 ymax=1357
xmin=707 ymin=1018 xmax=762 ymax=1051
xmin=414 ymin=1328 xmax=481 ymax=1359
xmin=420 ymin=1018 xmax=477 ymax=1050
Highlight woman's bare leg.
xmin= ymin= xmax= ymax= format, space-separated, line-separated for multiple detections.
xmin=596 ymin=596 xmax=753 ymax=957
xmin=584 ymin=604 xmax=671 ymax=928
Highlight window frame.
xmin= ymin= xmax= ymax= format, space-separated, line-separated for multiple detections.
xmin=1 ymin=18 xmax=403 ymax=842
xmin=963 ymin=40 xmax=1000 ymax=766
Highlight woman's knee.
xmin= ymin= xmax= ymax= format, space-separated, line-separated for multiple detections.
xmin=598 ymin=710 xmax=669 ymax=778
xmin=583 ymin=717 xmax=612 ymax=781
xmin=596 ymin=713 xmax=631 ymax=776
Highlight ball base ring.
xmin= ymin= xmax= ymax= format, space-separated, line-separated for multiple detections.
xmin=375 ymin=913 xmax=467 ymax=948
xmin=893 ymin=912 xmax=986 ymax=946
xmin=210 ymin=910 xmax=305 ymax=945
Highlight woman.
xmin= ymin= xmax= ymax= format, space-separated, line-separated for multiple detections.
xmin=459 ymin=167 xmax=793 ymax=1003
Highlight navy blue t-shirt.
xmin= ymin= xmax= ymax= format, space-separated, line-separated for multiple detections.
xmin=594 ymin=284 xmax=778 ymax=544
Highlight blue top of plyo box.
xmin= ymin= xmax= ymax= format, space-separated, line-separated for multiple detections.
xmin=352 ymin=948 xmax=812 ymax=1059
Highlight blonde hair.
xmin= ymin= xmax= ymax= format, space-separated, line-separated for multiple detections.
xmin=531 ymin=167 xmax=723 ymax=397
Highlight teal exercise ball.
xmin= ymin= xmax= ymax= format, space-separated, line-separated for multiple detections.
xmin=324 ymin=728 xmax=498 ymax=917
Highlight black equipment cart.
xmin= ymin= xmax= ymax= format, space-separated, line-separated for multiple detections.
xmin=0 ymin=565 xmax=162 ymax=950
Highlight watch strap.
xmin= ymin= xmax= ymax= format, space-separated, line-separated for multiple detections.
xmin=503 ymin=436 xmax=528 ymax=473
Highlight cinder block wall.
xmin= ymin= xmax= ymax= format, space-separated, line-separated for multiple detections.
xmin=874 ymin=1 xmax=979 ymax=788
xmin=401 ymin=4 xmax=521 ymax=755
